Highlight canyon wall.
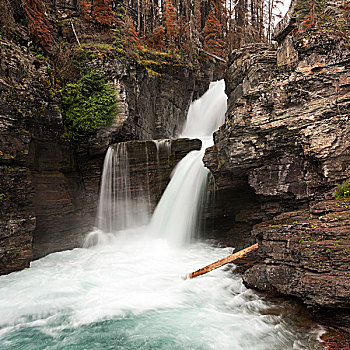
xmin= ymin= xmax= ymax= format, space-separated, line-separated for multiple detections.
xmin=204 ymin=0 xmax=350 ymax=331
xmin=0 ymin=7 xmax=214 ymax=274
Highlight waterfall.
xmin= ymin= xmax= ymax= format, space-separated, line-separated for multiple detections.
xmin=148 ymin=148 xmax=210 ymax=245
xmin=149 ymin=80 xmax=227 ymax=245
xmin=90 ymin=80 xmax=226 ymax=247
xmin=95 ymin=143 xmax=150 ymax=234
xmin=0 ymin=79 xmax=325 ymax=350
xmin=181 ymin=79 xmax=227 ymax=138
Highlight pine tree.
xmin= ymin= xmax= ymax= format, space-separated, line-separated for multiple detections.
xmin=81 ymin=0 xmax=92 ymax=20
xmin=23 ymin=0 xmax=52 ymax=50
xmin=295 ymin=0 xmax=327 ymax=32
xmin=194 ymin=0 xmax=202 ymax=31
xmin=126 ymin=15 xmax=141 ymax=48
xmin=112 ymin=0 xmax=284 ymax=59
xmin=163 ymin=0 xmax=179 ymax=48
xmin=91 ymin=0 xmax=114 ymax=31
xmin=147 ymin=26 xmax=165 ymax=49
xmin=203 ymin=5 xmax=223 ymax=56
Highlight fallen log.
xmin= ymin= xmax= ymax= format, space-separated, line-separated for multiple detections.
xmin=198 ymin=48 xmax=226 ymax=63
xmin=183 ymin=243 xmax=258 ymax=279
xmin=70 ymin=18 xmax=81 ymax=46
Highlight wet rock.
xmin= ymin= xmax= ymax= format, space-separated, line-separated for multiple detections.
xmin=31 ymin=138 xmax=201 ymax=259
xmin=0 ymin=166 xmax=35 ymax=273
xmin=0 ymin=21 xmax=213 ymax=273
xmin=242 ymin=202 xmax=350 ymax=333
xmin=204 ymin=0 xmax=350 ymax=333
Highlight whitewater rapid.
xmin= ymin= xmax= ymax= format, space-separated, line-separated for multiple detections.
xmin=0 ymin=232 xmax=324 ymax=349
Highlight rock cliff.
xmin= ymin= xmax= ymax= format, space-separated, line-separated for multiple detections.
xmin=243 ymin=200 xmax=350 ymax=333
xmin=204 ymin=0 xmax=350 ymax=333
xmin=0 ymin=3 xmax=214 ymax=274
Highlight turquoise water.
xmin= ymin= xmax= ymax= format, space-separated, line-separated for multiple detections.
xmin=0 ymin=230 xmax=324 ymax=350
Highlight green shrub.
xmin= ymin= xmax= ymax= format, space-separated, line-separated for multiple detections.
xmin=62 ymin=71 xmax=117 ymax=138
xmin=334 ymin=180 xmax=350 ymax=199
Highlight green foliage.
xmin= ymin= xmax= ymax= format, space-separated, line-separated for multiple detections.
xmin=35 ymin=53 xmax=49 ymax=61
xmin=334 ymin=180 xmax=350 ymax=200
xmin=61 ymin=71 xmax=117 ymax=138
xmin=295 ymin=0 xmax=327 ymax=31
xmin=81 ymin=42 xmax=116 ymax=51
xmin=0 ymin=192 xmax=10 ymax=201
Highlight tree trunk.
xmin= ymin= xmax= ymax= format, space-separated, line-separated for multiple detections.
xmin=183 ymin=243 xmax=258 ymax=279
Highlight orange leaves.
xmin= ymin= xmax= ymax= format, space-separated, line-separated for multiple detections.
xmin=163 ymin=0 xmax=179 ymax=45
xmin=147 ymin=26 xmax=165 ymax=50
xmin=91 ymin=0 xmax=114 ymax=31
xmin=295 ymin=0 xmax=327 ymax=32
xmin=203 ymin=9 xmax=224 ymax=56
xmin=79 ymin=0 xmax=114 ymax=32
xmin=126 ymin=15 xmax=141 ymax=48
xmin=23 ymin=0 xmax=52 ymax=50
xmin=80 ymin=0 xmax=92 ymax=21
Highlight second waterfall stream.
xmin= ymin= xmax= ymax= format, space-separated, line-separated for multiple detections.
xmin=148 ymin=80 xmax=227 ymax=246
xmin=0 ymin=80 xmax=325 ymax=350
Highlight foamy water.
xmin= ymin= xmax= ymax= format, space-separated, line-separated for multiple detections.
xmin=0 ymin=231 xmax=324 ymax=349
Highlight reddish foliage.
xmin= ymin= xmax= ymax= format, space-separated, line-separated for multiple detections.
xmin=203 ymin=8 xmax=223 ymax=56
xmin=126 ymin=16 xmax=141 ymax=48
xmin=147 ymin=26 xmax=165 ymax=49
xmin=163 ymin=0 xmax=179 ymax=45
xmin=91 ymin=0 xmax=114 ymax=31
xmin=80 ymin=0 xmax=92 ymax=20
xmin=23 ymin=0 xmax=52 ymax=50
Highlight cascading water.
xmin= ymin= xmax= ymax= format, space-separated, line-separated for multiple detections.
xmin=181 ymin=79 xmax=227 ymax=139
xmin=0 ymin=80 xmax=325 ymax=350
xmin=85 ymin=142 xmax=150 ymax=246
xmin=149 ymin=80 xmax=226 ymax=246
xmin=96 ymin=143 xmax=133 ymax=233
xmin=149 ymin=148 xmax=210 ymax=246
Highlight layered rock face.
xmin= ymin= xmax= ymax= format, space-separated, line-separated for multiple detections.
xmin=204 ymin=0 xmax=350 ymax=330
xmin=0 ymin=5 xmax=213 ymax=274
xmin=113 ymin=138 xmax=202 ymax=206
xmin=243 ymin=200 xmax=350 ymax=332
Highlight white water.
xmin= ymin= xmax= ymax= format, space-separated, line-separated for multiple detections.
xmin=149 ymin=148 xmax=209 ymax=246
xmin=0 ymin=80 xmax=325 ymax=349
xmin=149 ymin=80 xmax=227 ymax=246
xmin=0 ymin=235 xmax=324 ymax=349
xmin=95 ymin=143 xmax=150 ymax=234
xmin=181 ymin=79 xmax=227 ymax=139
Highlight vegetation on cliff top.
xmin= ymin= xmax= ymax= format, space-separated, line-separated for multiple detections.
xmin=61 ymin=70 xmax=117 ymax=139
xmin=294 ymin=0 xmax=350 ymax=42
xmin=7 ymin=0 xmax=287 ymax=60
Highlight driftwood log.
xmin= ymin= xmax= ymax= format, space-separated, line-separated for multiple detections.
xmin=183 ymin=243 xmax=258 ymax=279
